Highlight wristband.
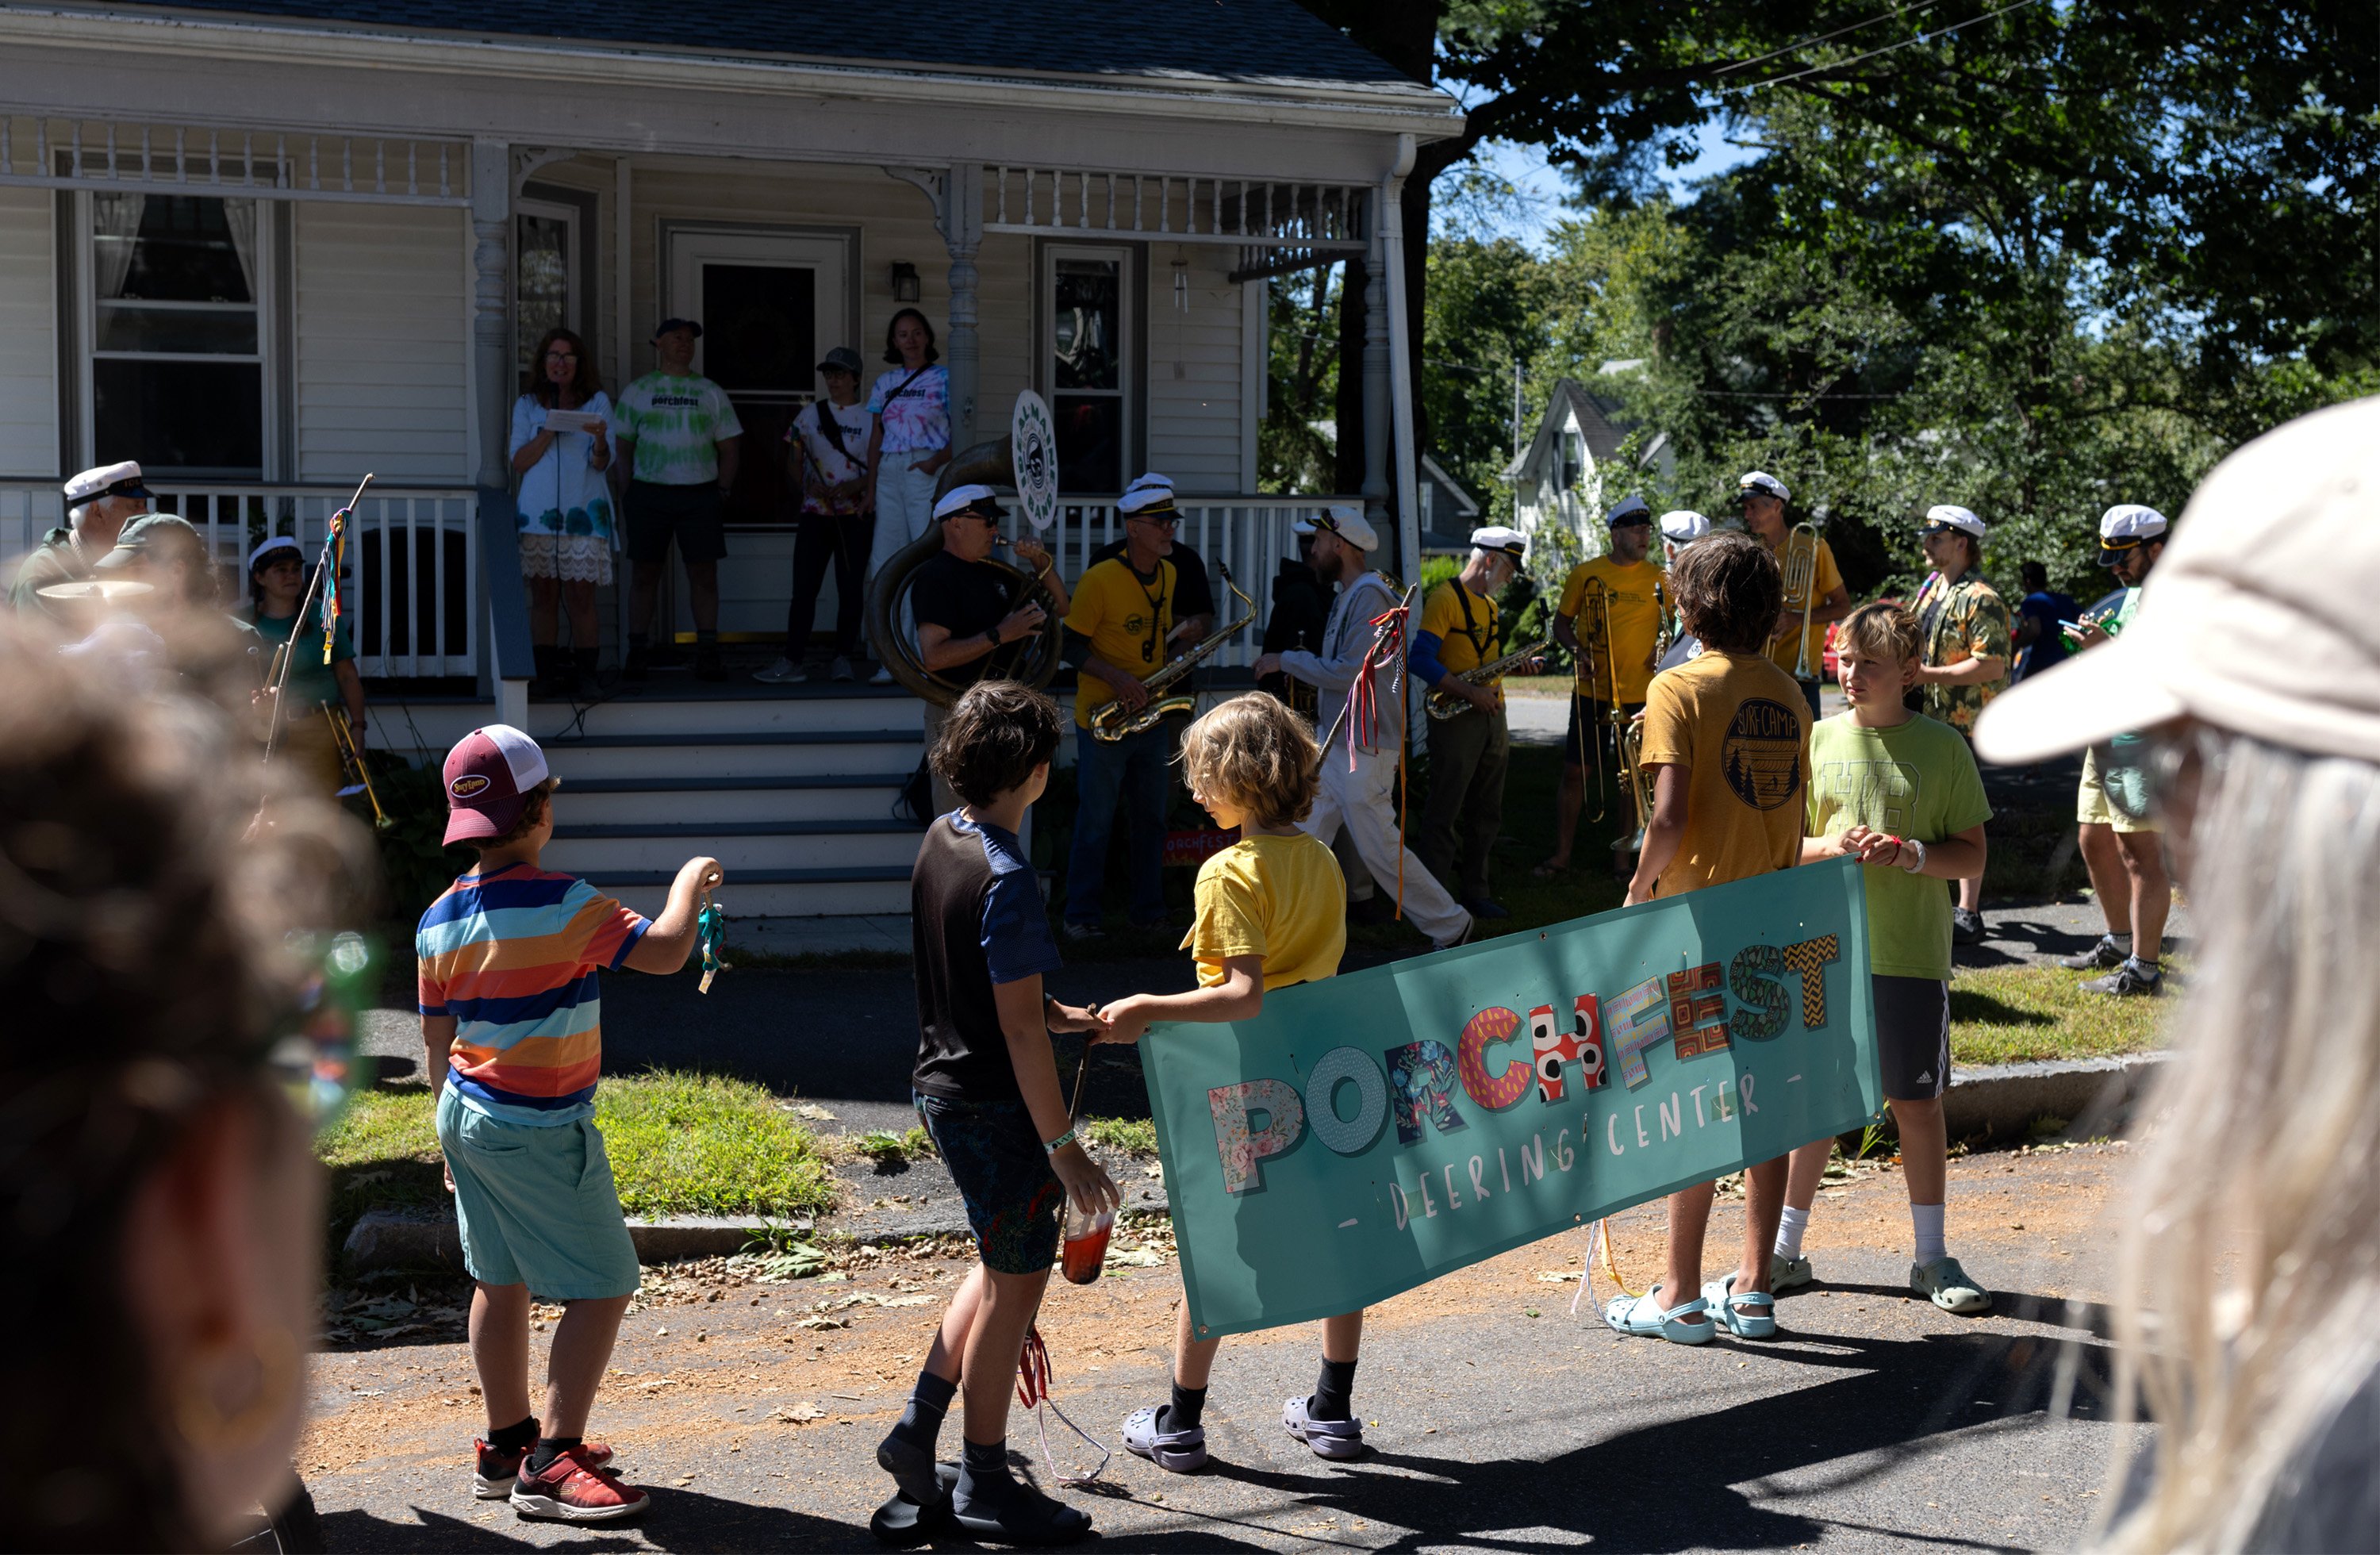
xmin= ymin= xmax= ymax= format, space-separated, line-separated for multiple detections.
xmin=1042 ymin=1127 xmax=1077 ymax=1154
xmin=1898 ymin=837 xmax=1928 ymax=873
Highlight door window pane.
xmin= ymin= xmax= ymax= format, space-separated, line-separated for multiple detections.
xmin=516 ymin=212 xmax=570 ymax=380
xmin=701 ymin=263 xmax=816 ymax=523
xmin=1046 ymin=249 xmax=1129 ymax=494
xmin=1053 ymin=259 xmax=1119 ymax=390
xmin=1053 ymin=396 xmax=1123 ymax=493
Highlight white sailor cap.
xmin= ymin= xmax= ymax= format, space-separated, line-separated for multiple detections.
xmin=932 ymin=483 xmax=1005 ymax=521
xmin=1605 ymin=495 xmax=1653 ymax=528
xmin=1923 ymin=504 xmax=1987 ymax=539
xmin=1123 ymin=471 xmax=1174 ymax=497
xmin=1735 ymin=470 xmax=1791 ymax=504
xmin=1470 ymin=525 xmax=1527 ymax=562
xmin=1293 ymin=503 xmax=1379 ymax=551
xmin=1118 ymin=483 xmax=1178 ymax=516
xmin=64 ymin=460 xmax=152 ymax=504
xmin=248 ymin=534 xmax=305 ymax=571
xmin=1659 ymin=509 xmax=1711 ymax=543
xmin=2099 ymin=504 xmax=2169 ymax=544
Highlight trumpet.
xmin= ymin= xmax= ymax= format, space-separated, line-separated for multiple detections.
xmin=1087 ymin=565 xmax=1257 ymax=743
xmin=1780 ymin=519 xmax=1825 ymax=678
xmin=1424 ymin=639 xmax=1550 ymax=721
xmin=321 ymin=703 xmax=390 ymax=829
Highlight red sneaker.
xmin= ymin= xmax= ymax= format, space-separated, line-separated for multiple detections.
xmin=508 ymin=1448 xmax=647 ymax=1523
xmin=474 ymin=1437 xmax=613 ymax=1499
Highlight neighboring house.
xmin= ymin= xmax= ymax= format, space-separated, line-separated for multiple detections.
xmin=1502 ymin=376 xmax=1670 ymax=547
xmin=0 ymin=0 xmax=1460 ymax=916
xmin=1415 ymin=452 xmax=1479 ymax=554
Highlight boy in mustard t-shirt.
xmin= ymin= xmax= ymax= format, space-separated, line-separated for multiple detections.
xmin=1782 ymin=602 xmax=1994 ymax=1314
xmin=1098 ymin=694 xmax=1365 ymax=1469
xmin=1610 ymin=531 xmax=1811 ymax=1346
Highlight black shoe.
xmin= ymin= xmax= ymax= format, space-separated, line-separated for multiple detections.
xmin=1347 ymin=895 xmax=1396 ymax=926
xmin=528 ymin=645 xmax=564 ymax=700
xmin=695 ymin=643 xmax=727 ymax=682
xmin=950 ymin=1472 xmax=1090 ymax=1546
xmin=570 ymin=650 xmax=603 ymax=700
xmin=869 ymin=1462 xmax=958 ymax=1547
xmin=2081 ymin=958 xmax=2163 ymax=996
xmin=648 ymin=640 xmax=687 ymax=669
xmin=2058 ymin=935 xmax=2125 ymax=971
xmin=1464 ymin=898 xmax=1511 ymax=921
xmin=623 ymin=643 xmax=650 ymax=682
xmin=1951 ymin=907 xmax=1985 ymax=945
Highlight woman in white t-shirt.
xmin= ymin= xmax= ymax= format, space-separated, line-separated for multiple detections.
xmin=509 ymin=326 xmax=615 ymax=697
xmin=863 ymin=309 xmax=952 ymax=679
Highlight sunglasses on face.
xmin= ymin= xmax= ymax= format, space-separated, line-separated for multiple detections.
xmin=1921 ymin=524 xmax=1964 ymax=540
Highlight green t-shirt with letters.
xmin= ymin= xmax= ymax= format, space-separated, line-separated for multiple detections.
xmin=1806 ymin=712 xmax=1992 ymax=981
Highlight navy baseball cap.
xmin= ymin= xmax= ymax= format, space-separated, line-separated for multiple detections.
xmin=652 ymin=317 xmax=703 ymax=341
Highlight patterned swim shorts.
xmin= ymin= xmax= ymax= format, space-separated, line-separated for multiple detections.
xmin=913 ymin=1090 xmax=1064 ymax=1276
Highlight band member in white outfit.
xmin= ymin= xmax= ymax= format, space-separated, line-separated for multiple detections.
xmin=1253 ymin=505 xmax=1473 ymax=951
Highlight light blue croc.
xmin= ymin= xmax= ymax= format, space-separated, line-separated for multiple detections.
xmin=1121 ymin=1404 xmax=1207 ymax=1472
xmin=1603 ymin=1284 xmax=1714 ymax=1345
xmin=1701 ymin=1273 xmax=1779 ymax=1338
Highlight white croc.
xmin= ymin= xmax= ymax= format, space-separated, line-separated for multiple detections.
xmin=1281 ymin=1396 xmax=1365 ymax=1460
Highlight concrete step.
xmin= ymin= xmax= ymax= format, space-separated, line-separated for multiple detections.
xmin=539 ymin=730 xmax=923 ymax=781
xmin=556 ymin=773 xmax=912 ymax=825
xmin=594 ymin=867 xmax=913 ymax=920
xmin=527 ymin=685 xmax=923 ymax=740
xmin=543 ymin=820 xmax=925 ymax=875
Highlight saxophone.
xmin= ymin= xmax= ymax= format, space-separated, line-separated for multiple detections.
xmin=1087 ymin=566 xmax=1257 ymax=743
xmin=1424 ymin=639 xmax=1550 ymax=721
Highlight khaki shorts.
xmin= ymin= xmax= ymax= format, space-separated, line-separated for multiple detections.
xmin=2076 ymin=747 xmax=2159 ymax=834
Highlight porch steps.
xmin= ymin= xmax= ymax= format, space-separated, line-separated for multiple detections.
xmin=531 ymin=683 xmax=924 ymax=916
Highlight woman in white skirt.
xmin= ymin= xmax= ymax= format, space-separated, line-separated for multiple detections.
xmin=509 ymin=325 xmax=615 ymax=697
xmin=863 ymin=308 xmax=952 ymax=682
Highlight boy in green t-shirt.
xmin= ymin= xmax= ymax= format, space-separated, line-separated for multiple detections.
xmin=1781 ymin=601 xmax=1994 ymax=1315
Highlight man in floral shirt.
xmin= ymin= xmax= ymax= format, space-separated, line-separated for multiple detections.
xmin=1910 ymin=504 xmax=2010 ymax=944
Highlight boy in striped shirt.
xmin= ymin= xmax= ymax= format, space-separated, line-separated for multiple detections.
xmin=420 ymin=724 xmax=721 ymax=1523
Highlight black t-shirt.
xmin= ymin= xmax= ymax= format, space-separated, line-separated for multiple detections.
xmin=1091 ymin=536 xmax=1215 ymax=621
xmin=910 ymin=813 xmax=1064 ymax=1103
xmin=911 ymin=551 xmax=1019 ymax=689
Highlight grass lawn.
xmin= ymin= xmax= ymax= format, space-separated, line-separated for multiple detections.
xmin=1950 ymin=963 xmax=2172 ymax=1065
xmin=317 ymin=1071 xmax=839 ymax=1246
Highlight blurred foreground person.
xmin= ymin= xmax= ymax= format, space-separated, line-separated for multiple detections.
xmin=0 ymin=616 xmax=367 ymax=1550
xmin=1975 ymin=395 xmax=2380 ymax=1553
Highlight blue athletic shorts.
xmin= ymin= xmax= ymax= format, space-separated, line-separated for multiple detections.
xmin=436 ymin=1085 xmax=642 ymax=1300
xmin=914 ymin=1090 xmax=1064 ymax=1276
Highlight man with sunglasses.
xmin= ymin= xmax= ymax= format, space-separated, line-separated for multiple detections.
xmin=1737 ymin=470 xmax=1849 ymax=720
xmin=1089 ymin=473 xmax=1214 ymax=651
xmin=1253 ymin=505 xmax=1473 ymax=950
xmin=10 ymin=461 xmax=151 ymax=628
xmin=1060 ymin=483 xmax=1187 ymax=939
xmin=1910 ymin=505 xmax=2012 ymax=944
xmin=2061 ymin=504 xmax=2173 ymax=996
xmin=912 ymin=485 xmax=1069 ymax=817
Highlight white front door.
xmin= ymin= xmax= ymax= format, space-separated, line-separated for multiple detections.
xmin=663 ymin=228 xmax=854 ymax=640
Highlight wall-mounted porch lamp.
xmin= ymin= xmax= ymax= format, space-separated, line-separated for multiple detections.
xmin=889 ymin=262 xmax=921 ymax=302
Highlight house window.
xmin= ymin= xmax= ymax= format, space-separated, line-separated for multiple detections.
xmin=1560 ymin=431 xmax=1583 ymax=491
xmin=1044 ymin=245 xmax=1131 ymax=493
xmin=516 ymin=199 xmax=578 ymax=382
xmin=90 ymin=194 xmax=265 ymax=478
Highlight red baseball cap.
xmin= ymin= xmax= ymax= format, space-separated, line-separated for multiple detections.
xmin=442 ymin=724 xmax=551 ymax=844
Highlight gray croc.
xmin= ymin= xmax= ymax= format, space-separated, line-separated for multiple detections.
xmin=1911 ymin=1255 xmax=1994 ymax=1315
xmin=1281 ymin=1396 xmax=1364 ymax=1460
xmin=1771 ymin=1252 xmax=1814 ymax=1292
xmin=1121 ymin=1404 xmax=1207 ymax=1473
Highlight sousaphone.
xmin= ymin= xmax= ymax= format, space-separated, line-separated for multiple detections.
xmin=866 ymin=390 xmax=1064 ymax=706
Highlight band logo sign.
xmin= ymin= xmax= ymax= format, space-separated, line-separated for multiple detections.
xmin=1139 ymin=857 xmax=1881 ymax=1338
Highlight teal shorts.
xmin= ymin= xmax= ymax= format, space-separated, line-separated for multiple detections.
xmin=436 ymin=1085 xmax=641 ymax=1300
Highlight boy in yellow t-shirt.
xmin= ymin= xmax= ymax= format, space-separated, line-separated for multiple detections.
xmin=1100 ymin=694 xmax=1366 ymax=1470
xmin=1610 ymin=531 xmax=1811 ymax=1347
xmin=1542 ymin=496 xmax=1665 ymax=875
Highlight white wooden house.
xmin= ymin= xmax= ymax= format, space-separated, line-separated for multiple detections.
xmin=0 ymin=1 xmax=1459 ymax=914
xmin=1503 ymin=376 xmax=1671 ymax=561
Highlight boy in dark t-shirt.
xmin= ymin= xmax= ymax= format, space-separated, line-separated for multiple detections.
xmin=877 ymin=680 xmax=1118 ymax=1545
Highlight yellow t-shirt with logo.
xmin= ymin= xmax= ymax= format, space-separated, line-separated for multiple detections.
xmin=1636 ymin=650 xmax=1810 ymax=898
xmin=1183 ymin=832 xmax=1346 ymax=990
xmin=1063 ymin=555 xmax=1176 ymax=730
xmin=1764 ymin=532 xmax=1842 ymax=678
xmin=1420 ymin=578 xmax=1503 ymax=689
xmin=1557 ymin=555 xmax=1666 ymax=704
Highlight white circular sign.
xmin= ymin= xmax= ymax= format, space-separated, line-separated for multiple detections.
xmin=1011 ymin=390 xmax=1059 ymax=533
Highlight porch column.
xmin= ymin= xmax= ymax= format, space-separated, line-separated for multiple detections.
xmin=1360 ymin=190 xmax=1392 ymax=531
xmin=1380 ymin=136 xmax=1422 ymax=579
xmin=469 ymin=139 xmax=512 ymax=493
xmin=943 ymin=163 xmax=984 ymax=450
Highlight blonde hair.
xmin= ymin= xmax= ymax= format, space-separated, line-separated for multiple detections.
xmin=1179 ymin=693 xmax=1319 ymax=830
xmin=1835 ymin=600 xmax=1920 ymax=666
xmin=2097 ymin=730 xmax=2380 ymax=1550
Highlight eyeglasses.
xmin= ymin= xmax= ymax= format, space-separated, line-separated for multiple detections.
xmin=544 ymin=350 xmax=578 ymax=362
xmin=1129 ymin=512 xmax=1180 ymax=530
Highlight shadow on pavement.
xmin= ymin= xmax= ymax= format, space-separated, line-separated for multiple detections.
xmin=321 ymin=1487 xmax=879 ymax=1553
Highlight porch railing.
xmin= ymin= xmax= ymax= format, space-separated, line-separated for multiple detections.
xmin=1 ymin=482 xmax=478 ymax=678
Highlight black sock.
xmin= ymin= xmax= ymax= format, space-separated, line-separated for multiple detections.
xmin=526 ymin=1434 xmax=581 ymax=1473
xmin=697 ymin=628 xmax=720 ymax=644
xmin=1165 ymin=1382 xmax=1207 ymax=1432
xmin=1309 ymin=1357 xmax=1358 ymax=1422
xmin=486 ymin=1415 xmax=539 ymax=1455
xmin=958 ymin=1438 xmax=1012 ymax=1497
xmin=892 ymin=1369 xmax=958 ymax=1449
xmin=629 ymin=632 xmax=650 ymax=651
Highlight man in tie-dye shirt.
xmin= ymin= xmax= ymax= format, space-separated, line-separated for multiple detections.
xmin=608 ymin=317 xmax=743 ymax=682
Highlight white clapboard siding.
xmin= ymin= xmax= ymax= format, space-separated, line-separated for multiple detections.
xmin=1145 ymin=244 xmax=1243 ymax=490
xmin=0 ymin=187 xmax=57 ymax=480
xmin=294 ymin=202 xmax=468 ymax=483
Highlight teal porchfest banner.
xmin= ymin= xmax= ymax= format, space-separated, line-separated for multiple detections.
xmin=1141 ymin=856 xmax=1879 ymax=1340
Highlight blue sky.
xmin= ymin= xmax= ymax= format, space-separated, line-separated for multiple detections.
xmin=1450 ymin=121 xmax=1761 ymax=250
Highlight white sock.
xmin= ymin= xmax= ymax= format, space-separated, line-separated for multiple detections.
xmin=1911 ymin=1202 xmax=1947 ymax=1267
xmin=2109 ymin=932 xmax=2132 ymax=953
xmin=1775 ymin=1205 xmax=1810 ymax=1261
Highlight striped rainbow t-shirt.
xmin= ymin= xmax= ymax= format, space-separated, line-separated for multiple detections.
xmin=416 ymin=863 xmax=650 ymax=1125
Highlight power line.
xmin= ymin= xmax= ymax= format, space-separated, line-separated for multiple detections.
xmin=1707 ymin=0 xmax=1947 ymax=79
xmin=1717 ymin=0 xmax=2047 ymax=97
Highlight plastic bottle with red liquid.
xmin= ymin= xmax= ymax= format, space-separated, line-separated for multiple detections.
xmin=1060 ymin=1201 xmax=1113 ymax=1286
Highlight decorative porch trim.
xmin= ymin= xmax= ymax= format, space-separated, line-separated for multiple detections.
xmin=981 ymin=168 xmax=1368 ymax=255
xmin=0 ymin=110 xmax=473 ymax=207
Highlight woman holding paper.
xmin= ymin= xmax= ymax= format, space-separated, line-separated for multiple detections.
xmin=510 ymin=327 xmax=616 ymax=697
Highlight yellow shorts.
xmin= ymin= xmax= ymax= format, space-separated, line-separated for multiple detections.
xmin=2076 ymin=747 xmax=2159 ymax=834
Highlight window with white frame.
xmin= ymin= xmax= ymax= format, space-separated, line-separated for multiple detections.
xmin=1043 ymin=245 xmax=1132 ymax=493
xmin=516 ymin=198 xmax=578 ymax=382
xmin=89 ymin=193 xmax=267 ymax=478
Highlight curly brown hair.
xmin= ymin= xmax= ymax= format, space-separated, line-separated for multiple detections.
xmin=525 ymin=326 xmax=604 ymax=407
xmin=931 ymin=681 xmax=1063 ymax=807
xmin=1672 ymin=530 xmax=1784 ymax=655
xmin=1180 ymin=693 xmax=1320 ymax=830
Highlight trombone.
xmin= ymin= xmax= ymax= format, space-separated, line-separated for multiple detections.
xmin=1779 ymin=518 xmax=1825 ymax=678
xmin=322 ymin=703 xmax=390 ymax=829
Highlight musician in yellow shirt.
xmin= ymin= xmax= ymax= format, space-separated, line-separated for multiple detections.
xmin=1736 ymin=470 xmax=1848 ymax=720
xmin=1059 ymin=485 xmax=1181 ymax=939
xmin=1412 ymin=526 xmax=1537 ymax=921
xmin=1540 ymin=496 xmax=1665 ymax=876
